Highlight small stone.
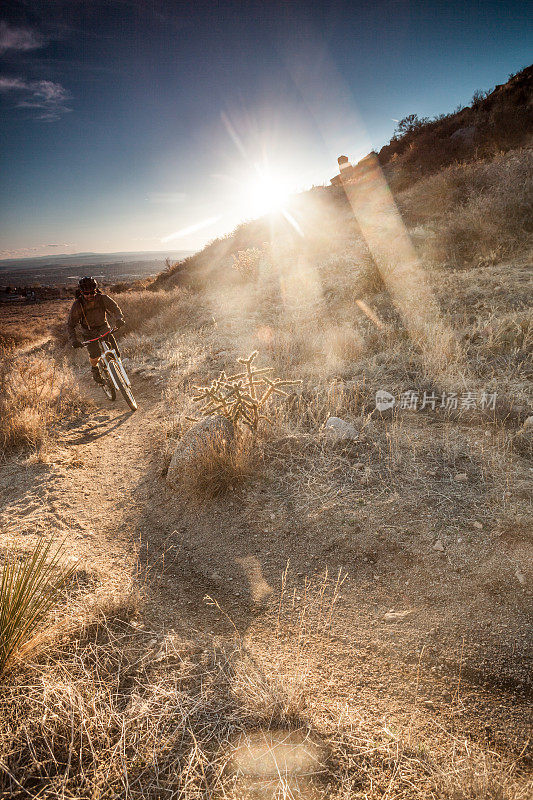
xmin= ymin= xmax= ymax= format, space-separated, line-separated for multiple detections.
xmin=523 ymin=415 xmax=533 ymax=430
xmin=433 ymin=539 xmax=445 ymax=552
xmin=515 ymin=568 xmax=526 ymax=587
xmin=322 ymin=416 xmax=359 ymax=442
xmin=383 ymin=609 xmax=415 ymax=622
xmin=422 ymin=700 xmax=435 ymax=710
xmin=454 ymin=473 xmax=468 ymax=482
xmin=473 ymin=521 xmax=483 ymax=530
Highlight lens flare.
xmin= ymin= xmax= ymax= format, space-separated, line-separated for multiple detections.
xmin=245 ymin=168 xmax=291 ymax=216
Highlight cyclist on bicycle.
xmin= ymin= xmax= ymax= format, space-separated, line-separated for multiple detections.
xmin=68 ymin=276 xmax=125 ymax=385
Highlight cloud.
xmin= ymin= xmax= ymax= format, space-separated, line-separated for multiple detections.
xmin=0 ymin=243 xmax=73 ymax=258
xmin=0 ymin=76 xmax=71 ymax=120
xmin=0 ymin=21 xmax=44 ymax=53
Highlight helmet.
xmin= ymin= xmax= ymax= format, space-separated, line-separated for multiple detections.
xmin=78 ymin=276 xmax=98 ymax=292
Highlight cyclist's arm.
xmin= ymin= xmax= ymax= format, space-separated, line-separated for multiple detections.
xmin=102 ymin=294 xmax=124 ymax=323
xmin=67 ymin=302 xmax=81 ymax=344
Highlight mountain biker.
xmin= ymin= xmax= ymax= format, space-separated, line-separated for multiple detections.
xmin=67 ymin=277 xmax=125 ymax=385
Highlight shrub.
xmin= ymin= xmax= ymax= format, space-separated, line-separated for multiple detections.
xmin=231 ymin=247 xmax=263 ymax=281
xmin=398 ymin=149 xmax=533 ymax=264
xmin=0 ymin=538 xmax=76 ymax=677
xmin=179 ymin=432 xmax=256 ymax=501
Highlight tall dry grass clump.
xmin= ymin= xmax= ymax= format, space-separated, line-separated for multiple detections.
xmin=0 ymin=345 xmax=89 ymax=454
xmin=0 ymin=537 xmax=76 ymax=677
xmin=116 ymin=287 xmax=190 ymax=333
xmin=179 ymin=433 xmax=256 ymax=501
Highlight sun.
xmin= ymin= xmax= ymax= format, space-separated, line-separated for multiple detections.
xmin=246 ymin=167 xmax=291 ymax=217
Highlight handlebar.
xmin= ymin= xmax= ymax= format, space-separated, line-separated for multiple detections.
xmin=79 ymin=328 xmax=119 ymax=346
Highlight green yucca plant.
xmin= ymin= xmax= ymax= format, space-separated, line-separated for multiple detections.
xmin=0 ymin=537 xmax=76 ymax=677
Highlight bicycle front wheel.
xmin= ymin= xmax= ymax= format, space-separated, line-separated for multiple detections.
xmin=108 ymin=359 xmax=137 ymax=411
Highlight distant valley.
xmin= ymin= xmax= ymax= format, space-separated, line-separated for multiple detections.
xmin=0 ymin=250 xmax=193 ymax=288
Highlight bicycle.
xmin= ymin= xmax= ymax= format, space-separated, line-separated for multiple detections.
xmin=80 ymin=328 xmax=137 ymax=411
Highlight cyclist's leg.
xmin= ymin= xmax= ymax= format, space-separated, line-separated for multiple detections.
xmin=87 ymin=341 xmax=104 ymax=383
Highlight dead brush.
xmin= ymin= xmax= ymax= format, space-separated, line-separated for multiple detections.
xmin=231 ymin=247 xmax=264 ymax=281
xmin=0 ymin=345 xmax=89 ymax=453
xmin=179 ymin=431 xmax=256 ymax=501
xmin=0 ymin=566 xmax=529 ymax=799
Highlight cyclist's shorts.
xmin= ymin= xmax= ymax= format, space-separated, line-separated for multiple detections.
xmin=87 ymin=332 xmax=120 ymax=359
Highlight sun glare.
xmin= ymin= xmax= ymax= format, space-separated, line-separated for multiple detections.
xmin=246 ymin=168 xmax=291 ymax=217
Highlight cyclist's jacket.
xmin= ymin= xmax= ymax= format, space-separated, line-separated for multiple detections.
xmin=67 ymin=290 xmax=123 ymax=345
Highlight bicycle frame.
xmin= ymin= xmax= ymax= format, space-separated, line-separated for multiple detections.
xmin=80 ymin=329 xmax=132 ymax=391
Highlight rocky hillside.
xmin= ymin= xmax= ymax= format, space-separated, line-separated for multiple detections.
xmin=152 ymin=65 xmax=532 ymax=291
xmin=377 ymin=64 xmax=533 ymax=190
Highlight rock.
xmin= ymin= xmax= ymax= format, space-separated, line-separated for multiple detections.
xmin=322 ymin=417 xmax=359 ymax=442
xmin=454 ymin=473 xmax=468 ymax=482
xmin=515 ymin=568 xmax=526 ymax=587
xmin=523 ymin=415 xmax=533 ymax=430
xmin=433 ymin=539 xmax=445 ymax=552
xmin=383 ymin=609 xmax=415 ymax=622
xmin=450 ymin=125 xmax=476 ymax=143
xmin=473 ymin=521 xmax=483 ymax=530
xmin=166 ymin=415 xmax=234 ymax=486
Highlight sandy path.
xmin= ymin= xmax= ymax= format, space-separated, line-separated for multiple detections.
xmin=0 ymin=376 xmax=161 ymax=588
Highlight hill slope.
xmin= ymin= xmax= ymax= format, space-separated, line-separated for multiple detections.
xmin=0 ymin=65 xmax=531 ymax=799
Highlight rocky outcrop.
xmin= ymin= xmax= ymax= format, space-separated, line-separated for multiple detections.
xmin=166 ymin=415 xmax=234 ymax=486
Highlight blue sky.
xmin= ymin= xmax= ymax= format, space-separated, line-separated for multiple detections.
xmin=0 ymin=0 xmax=531 ymax=258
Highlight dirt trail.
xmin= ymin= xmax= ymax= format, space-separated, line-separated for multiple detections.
xmin=0 ymin=377 xmax=159 ymax=587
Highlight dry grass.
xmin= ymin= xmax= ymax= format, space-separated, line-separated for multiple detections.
xmin=0 ymin=345 xmax=90 ymax=454
xmin=232 ymin=247 xmax=264 ymax=281
xmin=1 ymin=570 xmax=529 ymax=799
xmin=398 ymin=150 xmax=533 ymax=265
xmin=0 ymin=298 xmax=71 ymax=348
xmin=174 ymin=431 xmax=256 ymax=501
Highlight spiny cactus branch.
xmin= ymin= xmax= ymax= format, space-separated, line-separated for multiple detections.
xmin=191 ymin=351 xmax=301 ymax=432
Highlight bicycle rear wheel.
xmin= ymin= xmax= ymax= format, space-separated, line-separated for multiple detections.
xmin=108 ymin=359 xmax=137 ymax=411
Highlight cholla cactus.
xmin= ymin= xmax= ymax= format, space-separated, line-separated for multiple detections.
xmin=191 ymin=351 xmax=300 ymax=432
xmin=231 ymin=248 xmax=263 ymax=281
